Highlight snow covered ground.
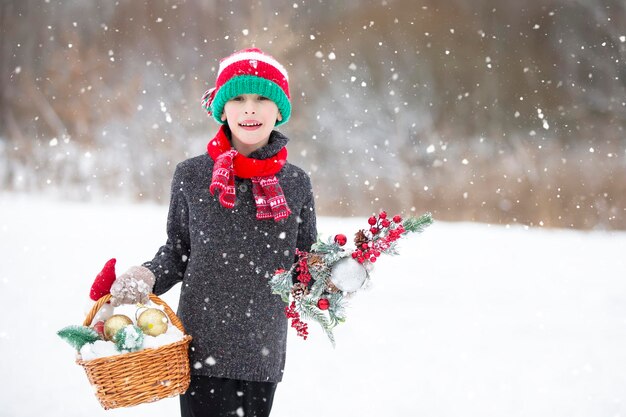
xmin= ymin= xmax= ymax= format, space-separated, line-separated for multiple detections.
xmin=1 ymin=193 xmax=626 ymax=417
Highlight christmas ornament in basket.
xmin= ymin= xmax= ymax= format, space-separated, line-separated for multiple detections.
xmin=270 ymin=211 xmax=433 ymax=346
xmin=58 ymin=293 xmax=192 ymax=410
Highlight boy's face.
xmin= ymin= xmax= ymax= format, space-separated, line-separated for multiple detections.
xmin=221 ymin=94 xmax=282 ymax=155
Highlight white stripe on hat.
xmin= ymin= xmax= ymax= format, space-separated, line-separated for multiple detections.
xmin=217 ymin=50 xmax=289 ymax=80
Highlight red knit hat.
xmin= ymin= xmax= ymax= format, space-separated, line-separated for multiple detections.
xmin=201 ymin=48 xmax=291 ymax=126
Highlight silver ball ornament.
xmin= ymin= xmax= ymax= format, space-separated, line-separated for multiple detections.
xmin=329 ymin=257 xmax=369 ymax=293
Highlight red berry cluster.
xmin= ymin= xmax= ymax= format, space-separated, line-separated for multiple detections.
xmin=373 ymin=223 xmax=406 ymax=252
xmin=352 ymin=211 xmax=404 ymax=264
xmin=294 ymin=249 xmax=311 ymax=284
xmin=285 ymin=301 xmax=308 ymax=340
xmin=351 ymin=243 xmax=382 ymax=264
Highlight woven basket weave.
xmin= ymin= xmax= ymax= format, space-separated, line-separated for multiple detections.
xmin=77 ymin=293 xmax=192 ymax=410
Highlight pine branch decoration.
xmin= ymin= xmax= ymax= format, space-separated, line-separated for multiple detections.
xmin=57 ymin=325 xmax=101 ymax=351
xmin=269 ymin=267 xmax=295 ymax=303
xmin=402 ymin=212 xmax=434 ymax=234
xmin=298 ymin=298 xmax=337 ymax=347
xmin=269 ymin=210 xmax=432 ymax=346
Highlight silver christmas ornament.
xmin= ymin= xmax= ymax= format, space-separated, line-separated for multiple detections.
xmin=329 ymin=257 xmax=368 ymax=292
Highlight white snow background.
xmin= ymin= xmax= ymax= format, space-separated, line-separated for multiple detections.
xmin=1 ymin=194 xmax=626 ymax=417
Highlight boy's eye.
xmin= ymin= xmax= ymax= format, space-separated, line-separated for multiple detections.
xmin=258 ymin=96 xmax=269 ymax=101
xmin=232 ymin=96 xmax=244 ymax=101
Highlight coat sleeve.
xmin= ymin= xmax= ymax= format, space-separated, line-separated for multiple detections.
xmin=295 ymin=179 xmax=317 ymax=253
xmin=143 ymin=164 xmax=191 ymax=295
xmin=291 ymin=176 xmax=317 ymax=284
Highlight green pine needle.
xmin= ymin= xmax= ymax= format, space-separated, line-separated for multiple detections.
xmin=311 ymin=238 xmax=341 ymax=254
xmin=403 ymin=212 xmax=434 ymax=234
xmin=57 ymin=325 xmax=100 ymax=351
xmin=269 ymin=268 xmax=294 ymax=303
xmin=327 ymin=292 xmax=347 ymax=322
xmin=298 ymin=298 xmax=337 ymax=347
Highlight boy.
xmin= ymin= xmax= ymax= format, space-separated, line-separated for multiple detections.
xmin=109 ymin=48 xmax=317 ymax=417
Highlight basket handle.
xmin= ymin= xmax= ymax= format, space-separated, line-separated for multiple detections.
xmin=83 ymin=293 xmax=187 ymax=334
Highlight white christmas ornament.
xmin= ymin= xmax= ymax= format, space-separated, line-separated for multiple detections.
xmin=330 ymin=257 xmax=369 ymax=292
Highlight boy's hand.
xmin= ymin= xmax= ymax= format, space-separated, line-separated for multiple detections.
xmin=109 ymin=266 xmax=156 ymax=306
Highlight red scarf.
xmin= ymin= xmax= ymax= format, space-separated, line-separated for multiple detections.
xmin=207 ymin=125 xmax=291 ymax=221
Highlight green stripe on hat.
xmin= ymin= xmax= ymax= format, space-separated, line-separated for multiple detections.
xmin=211 ymin=75 xmax=291 ymax=126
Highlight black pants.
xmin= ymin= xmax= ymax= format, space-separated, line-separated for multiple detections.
xmin=180 ymin=375 xmax=278 ymax=417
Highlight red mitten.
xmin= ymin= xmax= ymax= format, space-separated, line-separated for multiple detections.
xmin=89 ymin=258 xmax=117 ymax=301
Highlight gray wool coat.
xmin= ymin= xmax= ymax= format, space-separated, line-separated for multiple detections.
xmin=143 ymin=129 xmax=317 ymax=383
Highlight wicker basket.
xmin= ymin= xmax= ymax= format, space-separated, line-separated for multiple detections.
xmin=77 ymin=293 xmax=192 ymax=410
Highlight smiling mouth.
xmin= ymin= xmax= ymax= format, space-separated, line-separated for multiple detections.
xmin=239 ymin=122 xmax=262 ymax=127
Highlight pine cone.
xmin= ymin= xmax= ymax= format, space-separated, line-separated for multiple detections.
xmin=354 ymin=229 xmax=369 ymax=248
xmin=291 ymin=283 xmax=309 ymax=300
xmin=307 ymin=254 xmax=325 ymax=269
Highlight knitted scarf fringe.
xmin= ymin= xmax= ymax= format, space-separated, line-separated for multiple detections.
xmin=208 ymin=127 xmax=291 ymax=222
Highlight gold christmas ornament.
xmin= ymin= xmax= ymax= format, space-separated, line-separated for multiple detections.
xmin=103 ymin=314 xmax=133 ymax=341
xmin=137 ymin=308 xmax=169 ymax=336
